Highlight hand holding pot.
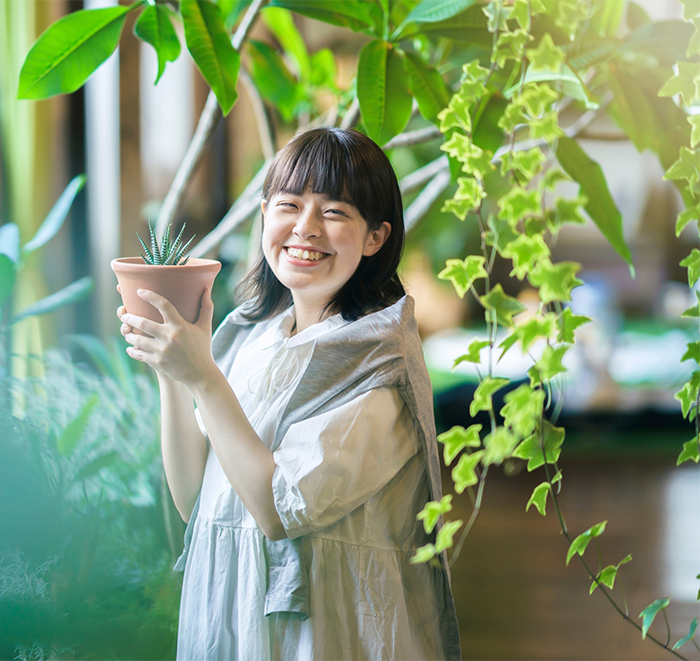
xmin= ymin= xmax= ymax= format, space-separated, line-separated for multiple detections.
xmin=119 ymin=287 xmax=218 ymax=389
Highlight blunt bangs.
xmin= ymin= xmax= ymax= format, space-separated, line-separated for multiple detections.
xmin=238 ymin=127 xmax=406 ymax=322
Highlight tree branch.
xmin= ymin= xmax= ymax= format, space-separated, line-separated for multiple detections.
xmin=404 ymin=168 xmax=451 ymax=231
xmin=400 ymin=156 xmax=448 ymax=195
xmin=340 ymin=97 xmax=360 ymax=130
xmin=383 ymin=125 xmax=442 ymax=151
xmin=154 ymin=0 xmax=269 ymax=239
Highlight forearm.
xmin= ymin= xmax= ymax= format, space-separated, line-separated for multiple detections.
xmin=189 ymin=368 xmax=286 ymax=541
xmin=158 ymin=373 xmax=209 ymax=523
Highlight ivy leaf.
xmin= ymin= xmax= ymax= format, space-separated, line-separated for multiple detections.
xmin=482 ymin=2 xmax=511 ymax=32
xmin=453 ymin=177 xmax=487 ymax=212
xmin=689 ymin=114 xmax=700 ymax=148
xmin=417 ymin=495 xmax=453 ymax=533
xmin=558 ymin=307 xmax=592 ymax=343
xmin=526 ymin=33 xmax=566 ymax=70
xmin=529 ymin=112 xmax=565 ymax=143
xmin=517 ymin=314 xmax=558 ymax=353
xmin=480 ymin=284 xmax=528 ymax=327
xmin=482 ymin=426 xmax=519 ymax=466
xmin=673 ymin=616 xmax=698 ymax=650
xmin=134 ymin=3 xmax=181 ymax=84
xmin=435 ymin=519 xmax=464 ymax=553
xmin=441 ymin=134 xmax=495 ymax=180
xmin=677 ymin=439 xmax=700 ymax=465
xmin=543 ymin=168 xmax=571 ymax=190
xmin=664 ymin=147 xmax=700 ymax=188
xmin=438 ymin=106 xmax=471 ymax=133
xmin=552 ymin=0 xmax=588 ymax=38
xmin=453 ymin=340 xmax=490 ymax=367
xmin=526 ymin=481 xmax=551 ymax=516
xmin=528 ymin=258 xmax=583 ymax=304
xmin=437 ymin=255 xmax=488 ymax=298
xmin=658 ymin=62 xmax=700 ymax=107
xmin=675 ymin=371 xmax=700 ymax=418
xmin=547 ymin=195 xmax=589 ymax=233
xmin=497 ymin=188 xmax=542 ymax=226
xmin=452 ymin=450 xmax=485 ymax=493
xmin=566 ymin=520 xmax=607 ymax=566
xmin=676 ymin=205 xmax=700 ymax=238
xmin=513 ymin=420 xmax=565 ymax=471
xmin=498 ymin=103 xmax=528 ymax=133
xmin=438 ymin=424 xmax=482 ymax=465
xmin=681 ymin=0 xmax=700 ymax=21
xmin=513 ymin=83 xmax=559 ymax=118
xmin=682 ymin=341 xmax=700 ymax=363
xmin=499 ymin=147 xmax=547 ymax=181
xmin=512 ymin=0 xmax=547 ymax=28
xmin=681 ymin=292 xmax=700 ymax=318
xmin=590 ymin=554 xmax=632 ymax=594
xmin=639 ymin=598 xmax=671 ymax=640
xmin=442 ymin=198 xmax=477 ymax=221
xmin=535 ymin=344 xmax=569 ymax=381
xmin=501 ymin=384 xmax=545 ymax=439
xmin=470 ymin=376 xmax=510 ymax=417
xmin=410 ymin=543 xmax=437 ymax=564
xmin=502 ymin=233 xmax=550 ymax=280
xmin=680 ymin=248 xmax=700 ymax=287
xmin=492 ymin=28 xmax=533 ymax=68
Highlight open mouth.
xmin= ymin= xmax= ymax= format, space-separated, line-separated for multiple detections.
xmin=284 ymin=247 xmax=329 ymax=262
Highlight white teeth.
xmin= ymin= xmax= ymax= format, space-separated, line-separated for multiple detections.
xmin=302 ymin=250 xmax=309 ymax=260
xmin=286 ymin=247 xmax=325 ymax=261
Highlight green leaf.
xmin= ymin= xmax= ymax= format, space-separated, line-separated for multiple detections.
xmin=558 ymin=307 xmax=592 ymax=343
xmin=513 ymin=420 xmax=565 ymax=471
xmin=673 ymin=616 xmax=698 ymax=650
xmin=410 ymin=543 xmax=437 ymax=564
xmin=497 ymin=187 xmax=542 ymax=226
xmin=440 ymin=133 xmax=494 ymax=180
xmin=556 ymin=137 xmax=632 ymax=273
xmin=216 ymin=0 xmax=252 ymax=31
xmin=12 ymin=276 xmax=93 ymax=324
xmin=675 ymin=371 xmax=700 ymax=418
xmin=435 ymin=519 xmax=464 ymax=553
xmin=590 ymin=554 xmax=632 ymax=594
xmin=502 ymin=233 xmax=550 ymax=281
xmin=262 ymin=7 xmax=310 ymax=79
xmin=397 ymin=4 xmax=491 ymax=42
xmin=677 ymin=439 xmax=700 ymax=465
xmin=437 ymin=255 xmax=487 ymax=298
xmin=682 ymin=341 xmax=700 ymax=364
xmin=75 ymin=450 xmax=120 ymax=482
xmin=589 ymin=0 xmax=625 ymax=37
xmin=676 ymin=206 xmax=700 ymax=238
xmin=493 ymin=28 xmax=533 ymax=68
xmin=248 ymin=40 xmax=299 ymax=121
xmin=270 ymin=0 xmax=378 ymax=33
xmin=680 ymin=249 xmax=700 ymax=287
xmin=182 ymin=0 xmax=240 ymax=116
xmin=512 ymin=0 xmax=546 ymax=28
xmin=658 ymin=62 xmax=700 ymax=106
xmin=357 ymin=41 xmax=411 ymax=145
xmin=499 ymin=147 xmax=546 ymax=182
xmin=453 ymin=339 xmax=490 ymax=367
xmin=527 ymin=257 xmax=583 ymax=304
xmin=526 ymin=481 xmax=551 ymax=516
xmin=639 ymin=598 xmax=671 ymax=640
xmin=438 ymin=424 xmax=482 ymax=465
xmin=535 ymin=344 xmax=569 ymax=381
xmin=417 ymin=495 xmax=453 ymax=533
xmin=134 ymin=4 xmax=181 ymax=84
xmin=404 ymin=52 xmax=450 ymax=123
xmin=309 ymin=49 xmax=337 ymax=88
xmin=480 ymin=283 xmax=528 ymax=327
xmin=470 ymin=376 xmax=510 ymax=417
xmin=0 ymin=255 xmax=17 ymax=311
xmin=547 ymin=195 xmax=588 ymax=233
xmin=664 ymin=147 xmax=700 ymax=188
xmin=527 ymin=33 xmax=566 ymax=70
xmin=681 ymin=0 xmax=700 ymax=20
xmin=23 ymin=175 xmax=86 ymax=256
xmin=482 ymin=426 xmax=519 ymax=466
xmin=566 ymin=520 xmax=607 ymax=566
xmin=501 ymin=384 xmax=545 ymax=439
xmin=402 ymin=0 xmax=478 ymax=24
xmin=452 ymin=450 xmax=484 ymax=493
xmin=17 ymin=4 xmax=134 ymax=99
xmin=56 ymin=393 xmax=100 ymax=458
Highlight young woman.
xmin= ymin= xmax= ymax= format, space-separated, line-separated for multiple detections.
xmin=118 ymin=127 xmax=460 ymax=660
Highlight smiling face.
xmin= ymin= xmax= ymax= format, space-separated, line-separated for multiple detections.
xmin=261 ymin=189 xmax=390 ymax=316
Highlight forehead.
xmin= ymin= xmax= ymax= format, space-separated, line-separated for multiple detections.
xmin=274 ymin=188 xmax=354 ymax=206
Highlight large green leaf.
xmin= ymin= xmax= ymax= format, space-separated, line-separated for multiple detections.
xmin=216 ymin=0 xmax=252 ymax=30
xmin=11 ymin=276 xmax=93 ymax=324
xmin=394 ymin=3 xmax=490 ymax=43
xmin=248 ymin=40 xmax=300 ymax=121
xmin=23 ymin=174 xmax=86 ymax=256
xmin=0 ymin=255 xmax=17 ymax=311
xmin=134 ymin=3 xmax=181 ymax=84
xmin=556 ymin=137 xmax=633 ymax=274
xmin=589 ymin=0 xmax=625 ymax=37
xmin=182 ymin=0 xmax=240 ymax=116
xmin=357 ymin=40 xmax=412 ymax=145
xmin=262 ymin=7 xmax=310 ymax=79
xmin=404 ymin=52 xmax=450 ymax=123
xmin=17 ymin=4 xmax=136 ymax=100
xmin=394 ymin=0 xmax=480 ymax=39
xmin=0 ymin=223 xmax=20 ymax=264
xmin=269 ymin=0 xmax=378 ymax=34
xmin=606 ymin=68 xmax=656 ymax=153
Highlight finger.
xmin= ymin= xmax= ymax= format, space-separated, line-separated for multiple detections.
xmin=117 ymin=284 xmax=122 ymax=294
xmin=120 ymin=311 xmax=163 ymax=338
xmin=137 ymin=289 xmax=180 ymax=324
xmin=196 ymin=288 xmax=214 ymax=328
xmin=124 ymin=331 xmax=158 ymax=353
xmin=120 ymin=322 xmax=132 ymax=336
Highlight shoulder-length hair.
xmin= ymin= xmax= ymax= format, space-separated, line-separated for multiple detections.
xmin=236 ymin=127 xmax=406 ymax=322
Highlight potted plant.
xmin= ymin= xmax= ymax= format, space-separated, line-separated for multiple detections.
xmin=111 ymin=221 xmax=220 ymax=333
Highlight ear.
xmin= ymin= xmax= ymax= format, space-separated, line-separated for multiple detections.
xmin=362 ymin=222 xmax=392 ymax=257
xmin=261 ymin=199 xmax=267 ymax=216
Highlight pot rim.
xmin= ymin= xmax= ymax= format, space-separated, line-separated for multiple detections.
xmin=111 ymin=257 xmax=221 ymax=271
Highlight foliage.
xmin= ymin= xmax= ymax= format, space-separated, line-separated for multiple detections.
xmin=137 ymin=220 xmax=195 ymax=266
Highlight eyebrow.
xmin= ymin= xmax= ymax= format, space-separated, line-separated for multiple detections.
xmin=279 ymin=189 xmax=354 ymax=206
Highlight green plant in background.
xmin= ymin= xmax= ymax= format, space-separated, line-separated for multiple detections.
xmin=11 ymin=0 xmax=700 ymax=658
xmin=137 ymin=220 xmax=195 ymax=266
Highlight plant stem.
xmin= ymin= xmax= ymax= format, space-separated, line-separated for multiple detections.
xmin=449 ymin=465 xmax=489 ymax=566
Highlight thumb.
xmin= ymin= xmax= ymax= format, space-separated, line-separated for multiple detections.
xmin=196 ymin=288 xmax=214 ymax=328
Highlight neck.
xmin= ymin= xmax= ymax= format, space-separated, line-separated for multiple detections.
xmin=290 ymin=295 xmax=333 ymax=335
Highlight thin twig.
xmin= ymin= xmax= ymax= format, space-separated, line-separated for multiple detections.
xmin=399 ymin=156 xmax=448 ymax=195
xmin=155 ymin=0 xmax=269 ymax=238
xmin=383 ymin=125 xmax=442 ymax=150
xmin=340 ymin=97 xmax=361 ymax=130
xmin=404 ymin=169 xmax=452 ymax=231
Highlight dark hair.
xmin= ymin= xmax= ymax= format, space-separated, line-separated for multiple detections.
xmin=236 ymin=127 xmax=406 ymax=322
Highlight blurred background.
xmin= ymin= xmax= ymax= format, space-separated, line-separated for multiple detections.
xmin=1 ymin=0 xmax=699 ymax=659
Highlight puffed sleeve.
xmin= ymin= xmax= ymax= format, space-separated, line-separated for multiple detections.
xmin=271 ymin=386 xmax=419 ymax=539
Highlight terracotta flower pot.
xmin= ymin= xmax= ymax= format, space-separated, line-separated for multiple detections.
xmin=111 ymin=257 xmax=221 ymax=334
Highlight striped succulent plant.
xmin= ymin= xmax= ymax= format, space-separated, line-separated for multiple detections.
xmin=137 ymin=220 xmax=195 ymax=266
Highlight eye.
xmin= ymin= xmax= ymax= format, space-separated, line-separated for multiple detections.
xmin=325 ymin=208 xmax=347 ymax=217
xmin=278 ymin=201 xmax=298 ymax=209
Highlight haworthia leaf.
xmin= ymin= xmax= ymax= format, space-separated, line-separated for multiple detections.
xmin=404 ymin=52 xmax=450 ymax=123
xmin=134 ymin=3 xmax=181 ymax=84
xmin=0 ymin=256 xmax=17 ymax=311
xmin=639 ymin=597 xmax=670 ymax=639
xmin=11 ymin=276 xmax=93 ymax=324
xmin=23 ymin=175 xmax=86 ymax=256
xmin=182 ymin=0 xmax=240 ymax=116
xmin=56 ymin=393 xmax=100 ymax=458
xmin=17 ymin=5 xmax=134 ymax=100
xmin=556 ymin=137 xmax=634 ymax=276
xmin=357 ymin=40 xmax=411 ymax=145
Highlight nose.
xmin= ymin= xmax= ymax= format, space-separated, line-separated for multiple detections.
xmin=293 ymin=207 xmax=322 ymax=239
